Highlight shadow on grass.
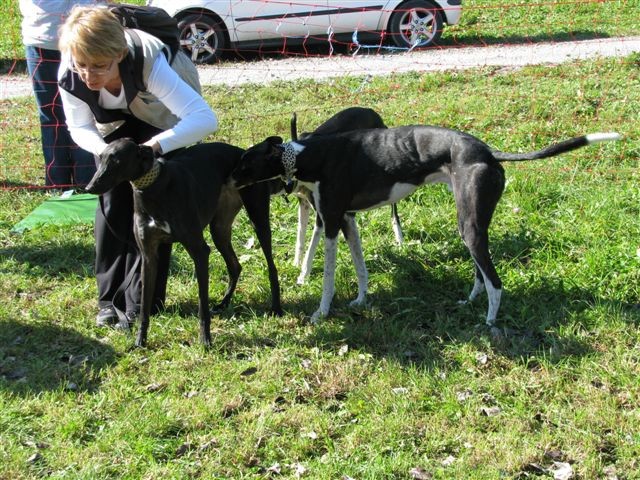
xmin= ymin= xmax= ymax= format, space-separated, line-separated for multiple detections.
xmin=0 ymin=318 xmax=118 ymax=396
xmin=441 ymin=30 xmax=611 ymax=50
xmin=162 ymin=29 xmax=614 ymax=65
xmin=0 ymin=242 xmax=95 ymax=278
xmin=279 ymin=229 xmax=637 ymax=368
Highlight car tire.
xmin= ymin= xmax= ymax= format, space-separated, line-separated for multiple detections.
xmin=177 ymin=13 xmax=227 ymax=64
xmin=388 ymin=0 xmax=444 ymax=49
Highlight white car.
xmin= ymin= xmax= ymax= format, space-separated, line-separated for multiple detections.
xmin=146 ymin=0 xmax=462 ymax=63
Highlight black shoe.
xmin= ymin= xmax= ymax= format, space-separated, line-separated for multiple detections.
xmin=112 ymin=309 xmax=138 ymax=331
xmin=96 ymin=306 xmax=118 ymax=327
xmin=125 ymin=310 xmax=139 ymax=325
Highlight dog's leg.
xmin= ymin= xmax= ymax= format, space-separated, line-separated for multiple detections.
xmin=209 ymin=219 xmax=241 ymax=312
xmin=341 ymin=213 xmax=368 ymax=308
xmin=298 ymin=214 xmax=323 ymax=285
xmin=136 ymin=244 xmax=159 ymax=348
xmin=183 ymin=239 xmax=213 ymax=347
xmin=462 ymin=269 xmax=485 ymax=303
xmin=293 ymin=198 xmax=311 ymax=267
xmin=311 ymin=231 xmax=339 ymax=324
xmin=391 ymin=203 xmax=404 ymax=246
xmin=242 ymin=187 xmax=283 ymax=316
xmin=453 ymin=165 xmax=504 ymax=325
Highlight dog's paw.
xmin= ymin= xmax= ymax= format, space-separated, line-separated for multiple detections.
xmin=348 ymin=297 xmax=367 ymax=309
xmin=309 ymin=309 xmax=326 ymax=325
xmin=296 ymin=275 xmax=307 ymax=285
xmin=485 ymin=317 xmax=497 ymax=327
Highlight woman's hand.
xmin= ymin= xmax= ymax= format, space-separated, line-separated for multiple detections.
xmin=143 ymin=140 xmax=163 ymax=157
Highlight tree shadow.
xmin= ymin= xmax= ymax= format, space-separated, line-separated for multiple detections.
xmin=0 ymin=318 xmax=119 ymax=396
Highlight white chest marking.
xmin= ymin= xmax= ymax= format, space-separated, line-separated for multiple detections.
xmin=148 ymin=218 xmax=171 ymax=235
xmin=289 ymin=141 xmax=306 ymax=154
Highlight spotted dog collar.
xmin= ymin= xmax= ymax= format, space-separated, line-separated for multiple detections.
xmin=280 ymin=143 xmax=297 ymax=183
xmin=131 ymin=159 xmax=161 ymax=190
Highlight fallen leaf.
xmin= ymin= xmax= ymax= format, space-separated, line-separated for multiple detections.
xmin=603 ymin=465 xmax=618 ymax=480
xmin=241 ymin=366 xmax=258 ymax=377
xmin=549 ymin=461 xmax=573 ymax=480
xmin=456 ymin=389 xmax=473 ymax=402
xmin=293 ymin=462 xmax=307 ymax=477
xmin=392 ymin=387 xmax=408 ymax=395
xmin=481 ymin=393 xmax=497 ymax=405
xmin=22 ymin=440 xmax=49 ymax=450
xmin=175 ymin=442 xmax=193 ymax=457
xmin=145 ymin=382 xmax=166 ymax=393
xmin=442 ymin=455 xmax=456 ymax=467
xmin=222 ymin=398 xmax=245 ymax=418
xmin=198 ymin=438 xmax=218 ymax=452
xmin=409 ymin=466 xmax=433 ymax=479
xmin=544 ymin=449 xmax=564 ymax=461
xmin=267 ymin=462 xmax=281 ymax=474
xmin=480 ymin=406 xmax=502 ymax=417
xmin=68 ymin=354 xmax=90 ymax=367
xmin=476 ymin=352 xmax=488 ymax=365
xmin=66 ymin=382 xmax=79 ymax=391
xmin=523 ymin=463 xmax=547 ymax=474
xmin=26 ymin=453 xmax=42 ymax=464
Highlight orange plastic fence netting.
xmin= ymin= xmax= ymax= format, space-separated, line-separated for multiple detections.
xmin=1 ymin=0 xmax=637 ymax=190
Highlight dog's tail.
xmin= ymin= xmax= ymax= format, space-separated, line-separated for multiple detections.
xmin=492 ymin=132 xmax=621 ymax=162
xmin=291 ymin=112 xmax=298 ymax=141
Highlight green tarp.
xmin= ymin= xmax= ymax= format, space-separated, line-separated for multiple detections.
xmin=11 ymin=191 xmax=98 ymax=233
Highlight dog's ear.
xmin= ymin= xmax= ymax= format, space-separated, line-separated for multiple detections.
xmin=266 ymin=136 xmax=283 ymax=145
xmin=138 ymin=144 xmax=155 ymax=171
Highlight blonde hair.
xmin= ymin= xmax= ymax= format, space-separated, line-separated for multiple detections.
xmin=58 ymin=6 xmax=127 ymax=60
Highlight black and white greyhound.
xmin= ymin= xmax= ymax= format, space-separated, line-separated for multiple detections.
xmin=287 ymin=107 xmax=403 ymax=284
xmin=86 ymin=139 xmax=282 ymax=347
xmin=231 ymin=126 xmax=621 ymax=324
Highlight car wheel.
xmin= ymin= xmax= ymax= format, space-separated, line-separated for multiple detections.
xmin=388 ymin=0 xmax=444 ymax=49
xmin=177 ymin=14 xmax=227 ymax=64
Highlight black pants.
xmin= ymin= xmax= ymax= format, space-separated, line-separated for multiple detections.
xmin=95 ymin=118 xmax=171 ymax=314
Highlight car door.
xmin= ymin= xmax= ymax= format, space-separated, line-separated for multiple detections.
xmin=229 ymin=0 xmax=331 ymax=42
xmin=325 ymin=0 xmax=387 ymax=39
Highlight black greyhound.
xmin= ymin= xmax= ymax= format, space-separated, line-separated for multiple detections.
xmin=86 ymin=139 xmax=282 ymax=347
xmin=232 ymin=127 xmax=620 ymax=324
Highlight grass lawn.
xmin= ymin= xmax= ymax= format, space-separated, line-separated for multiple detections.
xmin=1 ymin=53 xmax=639 ymax=478
xmin=1 ymin=1 xmax=639 ymax=478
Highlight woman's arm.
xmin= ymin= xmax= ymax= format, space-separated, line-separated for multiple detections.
xmin=58 ymin=62 xmax=109 ymax=156
xmin=143 ymin=54 xmax=218 ymax=155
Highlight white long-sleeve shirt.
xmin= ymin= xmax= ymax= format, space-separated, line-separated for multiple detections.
xmin=59 ymin=53 xmax=218 ymax=156
xmin=20 ymin=0 xmax=105 ymax=50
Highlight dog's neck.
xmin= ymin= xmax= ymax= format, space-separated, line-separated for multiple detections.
xmin=131 ymin=159 xmax=162 ymax=191
xmin=280 ymin=142 xmax=304 ymax=182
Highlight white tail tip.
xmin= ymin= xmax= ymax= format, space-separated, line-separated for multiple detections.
xmin=586 ymin=132 xmax=622 ymax=144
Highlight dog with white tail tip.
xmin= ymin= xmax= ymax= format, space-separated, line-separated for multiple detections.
xmin=232 ymin=124 xmax=621 ymax=325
